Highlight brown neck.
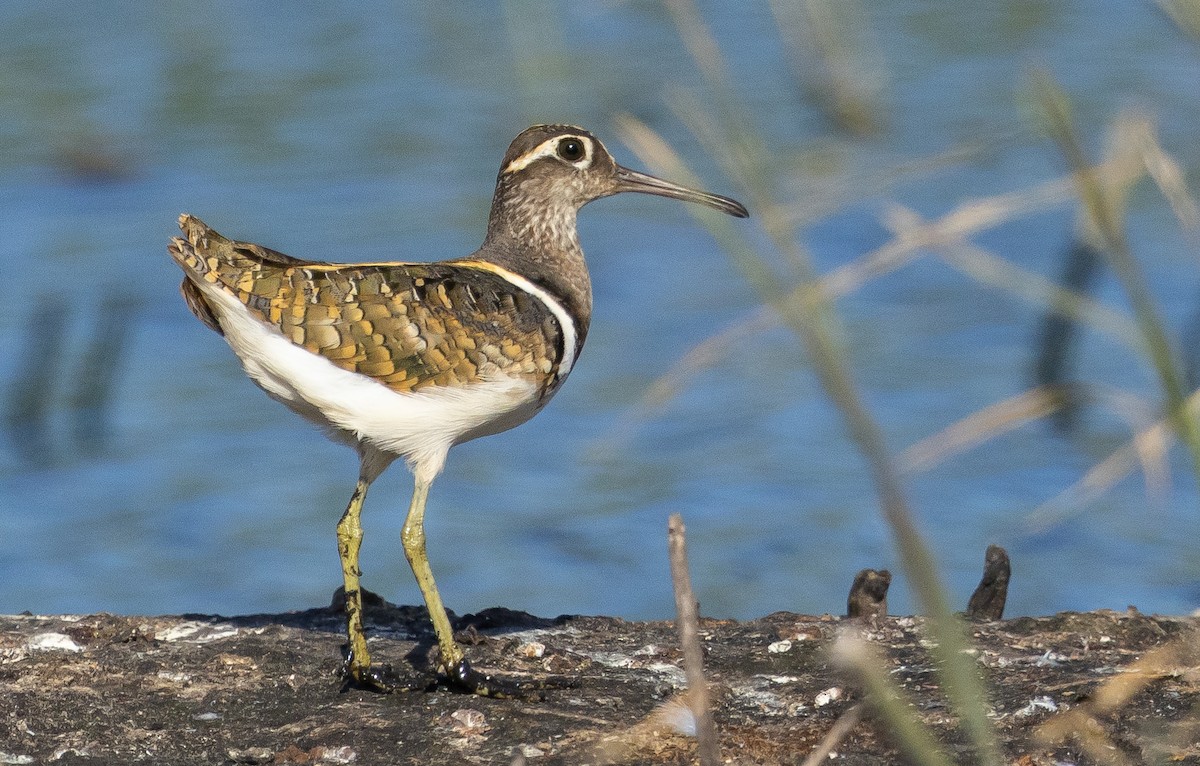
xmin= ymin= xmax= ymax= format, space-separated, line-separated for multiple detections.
xmin=479 ymin=179 xmax=593 ymax=345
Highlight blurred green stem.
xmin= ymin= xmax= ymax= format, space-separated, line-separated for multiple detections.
xmin=617 ymin=110 xmax=1002 ymax=766
xmin=832 ymin=633 xmax=957 ymax=766
xmin=1032 ymin=70 xmax=1200 ymax=483
xmin=642 ymin=4 xmax=1006 ymax=761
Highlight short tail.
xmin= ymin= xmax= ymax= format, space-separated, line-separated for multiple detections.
xmin=169 ymin=214 xmax=225 ymax=334
xmin=168 ymin=213 xmax=306 ymax=335
xmin=167 ymin=212 xmax=243 ymax=274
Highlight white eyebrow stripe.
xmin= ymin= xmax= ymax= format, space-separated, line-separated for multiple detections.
xmin=502 ymin=135 xmax=592 ymax=174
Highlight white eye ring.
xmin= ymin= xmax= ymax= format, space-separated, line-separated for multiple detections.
xmin=503 ymin=135 xmax=594 ymax=174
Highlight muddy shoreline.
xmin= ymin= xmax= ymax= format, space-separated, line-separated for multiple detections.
xmin=2 ymin=602 xmax=1197 ymax=764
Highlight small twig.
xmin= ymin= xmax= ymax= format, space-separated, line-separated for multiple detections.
xmin=668 ymin=513 xmax=719 ymax=766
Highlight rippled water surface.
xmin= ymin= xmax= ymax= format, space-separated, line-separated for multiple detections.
xmin=3 ymin=3 xmax=1200 ymax=621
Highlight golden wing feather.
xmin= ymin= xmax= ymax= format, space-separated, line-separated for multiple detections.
xmin=169 ymin=215 xmax=566 ymax=396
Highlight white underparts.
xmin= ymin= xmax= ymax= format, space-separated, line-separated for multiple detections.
xmin=197 ymin=283 xmax=547 ymax=485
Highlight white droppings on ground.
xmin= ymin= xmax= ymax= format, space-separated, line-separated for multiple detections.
xmin=26 ymin=633 xmax=82 ymax=653
xmin=155 ymin=621 xmax=239 ymax=643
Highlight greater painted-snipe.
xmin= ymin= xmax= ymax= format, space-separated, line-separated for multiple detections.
xmin=168 ymin=124 xmax=748 ymax=697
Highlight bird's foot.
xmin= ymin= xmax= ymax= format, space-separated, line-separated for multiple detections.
xmin=438 ymin=657 xmax=578 ymax=701
xmin=339 ymin=653 xmax=423 ymax=694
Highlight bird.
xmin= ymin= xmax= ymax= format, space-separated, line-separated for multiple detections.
xmin=168 ymin=123 xmax=749 ymax=698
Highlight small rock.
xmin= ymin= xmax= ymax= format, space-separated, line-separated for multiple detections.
xmin=514 ymin=743 xmax=545 ymax=758
xmin=0 ymin=648 xmax=29 ymax=664
xmin=1014 ymin=696 xmax=1058 ymax=718
xmin=318 ymin=745 xmax=357 ymax=763
xmin=449 ymin=708 xmax=490 ymax=736
xmin=156 ymin=621 xmax=237 ymax=643
xmin=815 ymin=687 xmax=843 ymax=707
xmin=541 ymin=652 xmax=575 ymax=674
xmin=768 ymin=639 xmax=793 ymax=654
xmin=786 ymin=701 xmax=809 ymax=716
xmin=740 ymin=689 xmax=786 ymax=715
xmin=49 ymin=748 xmax=90 ymax=761
xmin=517 ymin=641 xmax=545 ymax=658
xmin=645 ymin=662 xmax=688 ymax=686
xmin=226 ymin=748 xmax=273 ymax=765
xmin=584 ymin=651 xmax=633 ymax=668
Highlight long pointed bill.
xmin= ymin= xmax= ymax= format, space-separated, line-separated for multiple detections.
xmin=615 ymin=166 xmax=749 ymax=218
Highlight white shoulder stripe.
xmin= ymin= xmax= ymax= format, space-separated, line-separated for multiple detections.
xmin=457 ymin=260 xmax=578 ymax=381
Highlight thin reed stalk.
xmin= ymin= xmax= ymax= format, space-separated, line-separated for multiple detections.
xmin=639 ymin=2 xmax=1011 ymax=760
xmin=630 ymin=3 xmax=1012 ymax=761
xmin=623 ymin=5 xmax=1003 ymax=761
xmin=831 ymin=632 xmax=957 ymax=766
xmin=1031 ymin=69 xmax=1200 ymax=483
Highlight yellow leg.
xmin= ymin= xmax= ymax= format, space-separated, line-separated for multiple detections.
xmin=336 ymin=477 xmax=375 ymax=683
xmin=400 ymin=474 xmax=465 ymax=671
xmin=390 ymin=472 xmax=573 ymax=698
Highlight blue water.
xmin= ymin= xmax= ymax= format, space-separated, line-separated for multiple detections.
xmin=3 ymin=2 xmax=1200 ymax=622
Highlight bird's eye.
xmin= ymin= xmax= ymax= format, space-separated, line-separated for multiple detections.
xmin=557 ymin=138 xmax=586 ymax=162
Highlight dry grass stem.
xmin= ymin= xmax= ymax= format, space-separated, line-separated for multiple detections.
xmin=1033 ymin=70 xmax=1200 ymax=477
xmin=1136 ymin=120 xmax=1200 ymax=246
xmin=1037 ymin=631 xmax=1200 ymax=765
xmin=624 ymin=92 xmax=1003 ymax=762
xmin=614 ymin=8 xmax=1200 ymax=765
xmin=1025 ymin=388 xmax=1200 ymax=530
xmin=799 ymin=702 xmax=864 ymax=766
xmin=830 ymin=631 xmax=956 ymax=766
xmin=766 ymin=0 xmax=885 ymax=135
xmin=897 ymin=387 xmax=1066 ymax=474
xmin=599 ymin=155 xmax=1148 ymax=451
xmin=869 ymin=196 xmax=1143 ymax=352
xmin=667 ymin=513 xmax=719 ymax=766
xmin=933 ymin=237 xmax=1143 ymax=350
xmin=1157 ymin=0 xmax=1200 ymax=39
xmin=899 ymin=383 xmax=1165 ymax=480
xmin=774 ymin=138 xmax=996 ymax=231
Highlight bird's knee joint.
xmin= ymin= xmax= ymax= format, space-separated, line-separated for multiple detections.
xmin=401 ymin=524 xmax=425 ymax=552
